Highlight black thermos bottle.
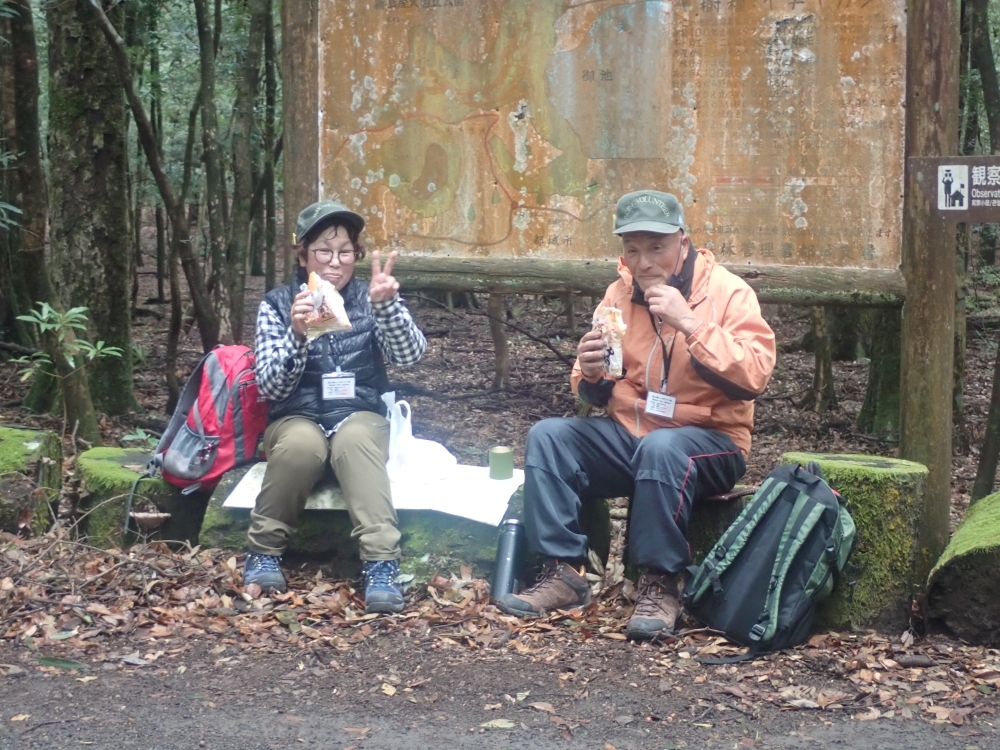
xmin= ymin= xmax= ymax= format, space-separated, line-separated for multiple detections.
xmin=491 ymin=518 xmax=523 ymax=600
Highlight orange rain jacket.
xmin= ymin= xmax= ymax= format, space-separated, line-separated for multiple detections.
xmin=571 ymin=248 xmax=776 ymax=457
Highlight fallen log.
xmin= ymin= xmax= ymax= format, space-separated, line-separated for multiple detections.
xmin=926 ymin=492 xmax=1000 ymax=645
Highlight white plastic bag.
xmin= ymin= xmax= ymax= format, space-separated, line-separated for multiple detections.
xmin=382 ymin=391 xmax=457 ymax=482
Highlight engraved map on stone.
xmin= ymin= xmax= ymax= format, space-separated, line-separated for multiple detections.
xmin=318 ymin=0 xmax=904 ymax=268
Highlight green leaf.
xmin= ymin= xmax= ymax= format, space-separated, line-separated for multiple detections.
xmin=37 ymin=657 xmax=88 ymax=670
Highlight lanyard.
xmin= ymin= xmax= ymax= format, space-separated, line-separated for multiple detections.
xmin=648 ymin=310 xmax=677 ymax=393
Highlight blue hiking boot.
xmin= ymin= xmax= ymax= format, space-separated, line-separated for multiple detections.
xmin=243 ymin=551 xmax=287 ymax=593
xmin=362 ymin=559 xmax=405 ymax=614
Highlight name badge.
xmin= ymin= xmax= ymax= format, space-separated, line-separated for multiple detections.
xmin=322 ymin=372 xmax=356 ymax=400
xmin=645 ymin=392 xmax=677 ymax=419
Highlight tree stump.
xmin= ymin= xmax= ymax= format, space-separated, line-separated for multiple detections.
xmin=926 ymin=491 xmax=1000 ymax=644
xmin=782 ymin=452 xmax=927 ymax=629
xmin=0 ymin=425 xmax=61 ymax=535
xmin=75 ymin=447 xmax=206 ymax=549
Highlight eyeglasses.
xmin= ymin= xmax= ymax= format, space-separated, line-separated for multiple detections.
xmin=311 ymin=248 xmax=357 ymax=265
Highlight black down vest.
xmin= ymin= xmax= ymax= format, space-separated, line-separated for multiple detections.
xmin=263 ymin=276 xmax=389 ymax=430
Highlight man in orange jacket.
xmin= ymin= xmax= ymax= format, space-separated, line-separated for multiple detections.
xmin=496 ymin=190 xmax=777 ymax=640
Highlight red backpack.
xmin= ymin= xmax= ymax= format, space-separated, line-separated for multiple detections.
xmin=150 ymin=345 xmax=267 ymax=493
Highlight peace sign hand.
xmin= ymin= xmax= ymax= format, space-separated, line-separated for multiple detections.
xmin=369 ymin=250 xmax=400 ymax=303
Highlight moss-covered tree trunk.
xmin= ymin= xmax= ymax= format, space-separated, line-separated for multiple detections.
xmin=47 ymin=0 xmax=136 ymax=416
xmin=11 ymin=0 xmax=101 ymax=445
xmin=927 ymin=490 xmax=1000 ymax=644
xmin=857 ymin=308 xmax=901 ymax=437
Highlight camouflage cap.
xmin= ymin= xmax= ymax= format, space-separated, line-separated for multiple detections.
xmin=613 ymin=190 xmax=684 ymax=235
xmin=293 ymin=200 xmax=365 ymax=244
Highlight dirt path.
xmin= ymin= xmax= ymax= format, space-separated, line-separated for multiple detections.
xmin=1 ymin=634 xmax=997 ymax=750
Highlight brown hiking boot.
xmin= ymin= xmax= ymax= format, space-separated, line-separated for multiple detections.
xmin=626 ymin=572 xmax=681 ymax=641
xmin=495 ymin=560 xmax=592 ymax=617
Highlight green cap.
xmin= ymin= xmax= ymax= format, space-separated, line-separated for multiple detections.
xmin=613 ymin=190 xmax=684 ymax=235
xmin=293 ymin=200 xmax=365 ymax=244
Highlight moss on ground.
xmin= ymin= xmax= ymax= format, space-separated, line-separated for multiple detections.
xmin=783 ymin=452 xmax=926 ymax=630
xmin=926 ymin=491 xmax=1000 ymax=644
xmin=0 ymin=425 xmax=62 ymax=534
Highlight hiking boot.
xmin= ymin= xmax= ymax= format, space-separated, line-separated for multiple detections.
xmin=495 ymin=560 xmax=591 ymax=617
xmin=243 ymin=551 xmax=287 ymax=593
xmin=362 ymin=559 xmax=405 ymax=614
xmin=626 ymin=572 xmax=681 ymax=641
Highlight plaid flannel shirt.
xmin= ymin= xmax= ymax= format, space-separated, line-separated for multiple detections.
xmin=255 ymin=294 xmax=426 ymax=402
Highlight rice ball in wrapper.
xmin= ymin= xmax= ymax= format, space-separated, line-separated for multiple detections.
xmin=301 ymin=272 xmax=352 ymax=341
xmin=592 ymin=306 xmax=626 ymax=377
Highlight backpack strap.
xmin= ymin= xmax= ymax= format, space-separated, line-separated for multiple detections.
xmin=697 ymin=643 xmax=761 ymax=665
xmin=148 ymin=351 xmax=210 ymax=475
xmin=751 ymin=492 xmax=827 ymax=645
xmin=686 ymin=476 xmax=786 ymax=605
xmin=122 ymin=469 xmax=153 ymax=537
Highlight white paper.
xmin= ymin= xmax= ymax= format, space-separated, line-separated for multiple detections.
xmin=223 ymin=462 xmax=523 ymax=527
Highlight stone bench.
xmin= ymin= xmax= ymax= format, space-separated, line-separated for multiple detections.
xmin=72 ymin=446 xmax=753 ymax=582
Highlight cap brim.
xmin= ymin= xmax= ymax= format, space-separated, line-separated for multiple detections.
xmin=613 ymin=221 xmax=682 ymax=235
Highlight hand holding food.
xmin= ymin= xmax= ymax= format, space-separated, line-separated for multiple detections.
xmin=300 ymin=272 xmax=352 ymax=341
xmin=591 ymin=306 xmax=627 ymax=377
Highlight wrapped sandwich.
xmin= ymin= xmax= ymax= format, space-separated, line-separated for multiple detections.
xmin=592 ymin=306 xmax=626 ymax=377
xmin=302 ymin=271 xmax=352 ymax=340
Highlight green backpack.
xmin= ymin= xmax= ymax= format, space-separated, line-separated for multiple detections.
xmin=683 ymin=462 xmax=856 ymax=657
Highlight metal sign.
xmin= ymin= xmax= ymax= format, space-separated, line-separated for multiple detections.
xmin=910 ymin=156 xmax=1000 ymax=224
xmin=316 ymin=0 xmax=906 ymax=270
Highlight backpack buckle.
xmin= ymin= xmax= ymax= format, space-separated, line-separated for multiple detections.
xmin=748 ymin=623 xmax=767 ymax=641
xmin=714 ymin=546 xmax=726 ymax=560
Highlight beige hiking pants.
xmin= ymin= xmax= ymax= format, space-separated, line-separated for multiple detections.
xmin=247 ymin=412 xmax=400 ymax=560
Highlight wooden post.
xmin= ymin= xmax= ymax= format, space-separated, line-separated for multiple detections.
xmin=488 ymin=293 xmax=510 ymax=390
xmin=899 ymin=0 xmax=960 ymax=588
xmin=281 ymin=0 xmax=318 ymax=282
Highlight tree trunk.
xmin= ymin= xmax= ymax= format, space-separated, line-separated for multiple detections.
xmin=954 ymin=225 xmax=969 ymax=435
xmin=0 ymin=22 xmax=31 ymax=347
xmin=971 ymin=0 xmax=1000 ymax=152
xmin=972 ymin=331 xmax=1000 ymax=501
xmin=11 ymin=0 xmax=101 ymax=445
xmin=797 ymin=306 xmax=837 ymax=414
xmin=970 ymin=0 xmax=1000 ymax=503
xmin=226 ymin=0 xmax=267 ymax=344
xmin=827 ymin=306 xmax=863 ymax=361
xmin=263 ymin=0 xmax=278 ymax=291
xmin=488 ymin=293 xmax=510 ymax=390
xmin=86 ymin=0 xmax=219 ymax=352
xmin=857 ymin=308 xmax=901 ymax=438
xmin=47 ymin=0 xmax=136 ymax=416
xmin=193 ymin=0 xmax=231 ymax=343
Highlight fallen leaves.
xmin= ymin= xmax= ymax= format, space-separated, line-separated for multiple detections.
xmin=2 ymin=528 xmax=1000 ymax=736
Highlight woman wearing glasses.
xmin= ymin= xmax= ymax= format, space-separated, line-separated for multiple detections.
xmin=244 ymin=200 xmax=426 ymax=613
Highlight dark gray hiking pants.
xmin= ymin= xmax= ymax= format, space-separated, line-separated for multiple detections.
xmin=523 ymin=417 xmax=747 ymax=575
